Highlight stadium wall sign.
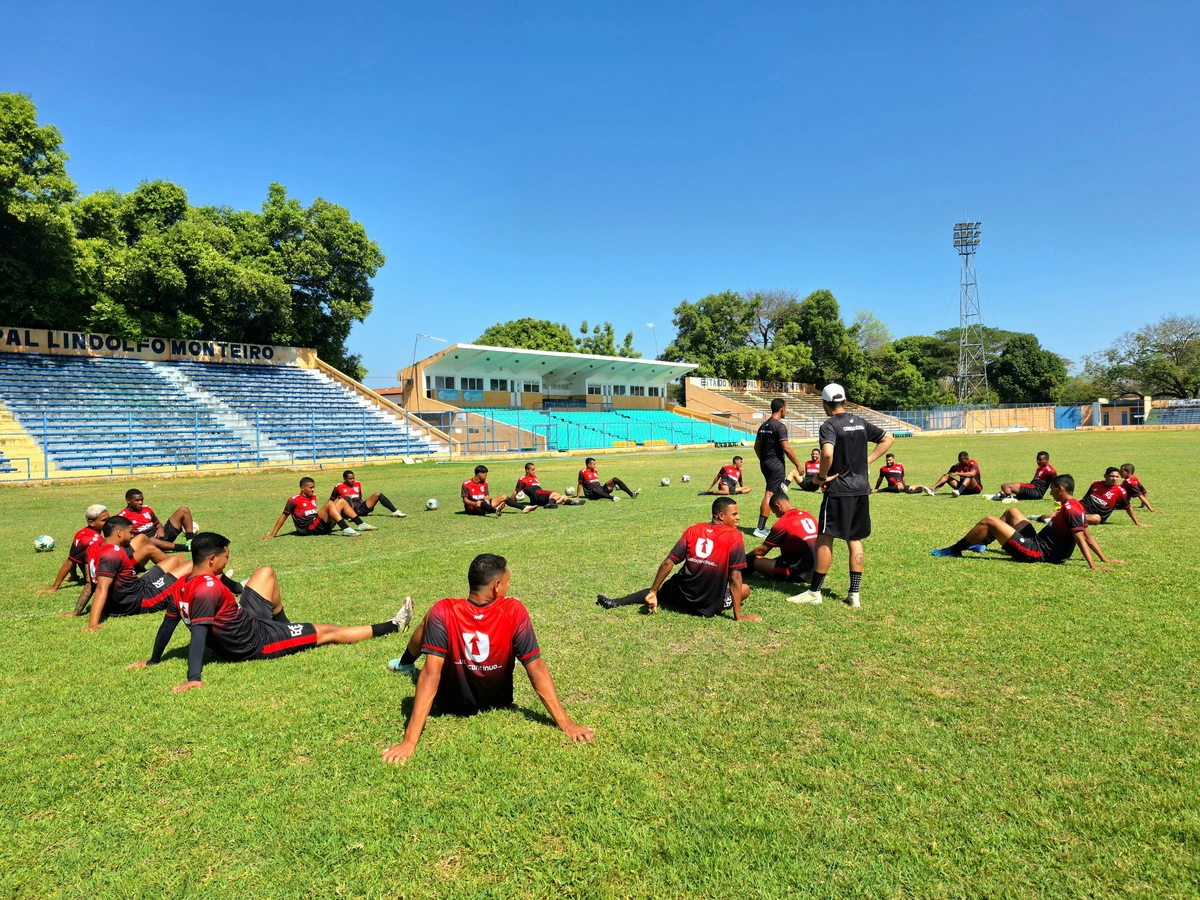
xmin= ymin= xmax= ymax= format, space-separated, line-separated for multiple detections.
xmin=0 ymin=327 xmax=316 ymax=366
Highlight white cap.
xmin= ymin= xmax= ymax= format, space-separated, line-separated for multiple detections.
xmin=821 ymin=383 xmax=846 ymax=403
xmin=85 ymin=503 xmax=108 ymax=519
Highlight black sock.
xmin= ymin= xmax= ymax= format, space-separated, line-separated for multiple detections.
xmin=335 ymin=519 xmax=351 ymax=530
xmin=757 ymin=515 xmax=768 ymax=531
xmin=377 ymin=493 xmax=397 ymax=513
xmin=399 ymin=649 xmax=418 ymax=666
xmin=172 ymin=544 xmax=188 ymax=553
xmin=950 ymin=538 xmax=971 ymax=554
xmin=600 ymin=589 xmax=651 ymax=607
xmin=351 ymin=516 xmax=364 ymax=526
xmin=371 ymin=621 xmax=399 ymax=637
xmin=272 ymin=608 xmax=290 ymax=624
xmin=810 ymin=572 xmax=827 ymax=592
xmin=184 ymin=531 xmax=195 ymax=540
xmin=613 ymin=477 xmax=635 ymax=497
xmin=849 ymin=571 xmax=863 ymax=594
xmin=220 ymin=574 xmax=243 ymax=595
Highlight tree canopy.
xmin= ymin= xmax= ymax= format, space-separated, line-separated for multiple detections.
xmin=1085 ymin=314 xmax=1200 ymax=398
xmin=0 ymin=93 xmax=383 ymax=379
xmin=475 ymin=318 xmax=641 ymax=358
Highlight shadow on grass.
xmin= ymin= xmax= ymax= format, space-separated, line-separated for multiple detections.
xmin=393 ymin=694 xmax=558 ymax=729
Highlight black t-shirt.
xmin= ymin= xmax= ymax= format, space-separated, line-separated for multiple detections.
xmin=818 ymin=412 xmax=886 ymax=496
xmin=755 ymin=417 xmax=789 ymax=468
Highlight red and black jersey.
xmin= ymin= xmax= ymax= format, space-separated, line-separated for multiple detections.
xmin=1082 ymin=481 xmax=1130 ymax=516
xmin=461 ymin=479 xmax=489 ymax=507
xmin=420 ymin=595 xmax=541 ymax=715
xmin=283 ymin=494 xmax=319 ymax=530
xmin=168 ymin=574 xmax=263 ymax=662
xmin=665 ymin=522 xmax=748 ymax=617
xmin=717 ymin=464 xmax=743 ymax=489
xmin=331 ymin=481 xmax=363 ymax=503
xmin=949 ymin=460 xmax=982 ymax=487
xmin=69 ymin=525 xmax=103 ymax=565
xmin=1030 ymin=463 xmax=1057 ymax=488
xmin=1122 ymin=476 xmax=1147 ymax=498
xmin=1037 ymin=499 xmax=1088 ymax=562
xmin=119 ymin=505 xmax=159 ymax=537
xmin=91 ymin=542 xmax=155 ymax=614
xmin=879 ymin=463 xmax=905 ymax=487
xmin=763 ymin=508 xmax=818 ymax=571
xmin=579 ymin=467 xmax=600 ymax=485
xmin=804 ymin=460 xmax=822 ymax=476
xmin=515 ymin=474 xmax=546 ymax=496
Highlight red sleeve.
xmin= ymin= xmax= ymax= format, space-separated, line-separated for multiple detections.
xmin=667 ymin=534 xmax=688 ymax=563
xmin=96 ymin=547 xmax=124 ymax=580
xmin=420 ymin=603 xmax=450 ymax=658
xmin=727 ymin=534 xmax=747 ymax=571
xmin=186 ymin=580 xmax=225 ymax=624
xmin=763 ymin=523 xmax=784 ymax=549
xmin=460 ymin=482 xmax=470 ymax=499
xmin=512 ymin=602 xmax=541 ymax=664
xmin=283 ymin=498 xmax=297 ymax=515
xmin=1067 ymin=504 xmax=1087 ymax=532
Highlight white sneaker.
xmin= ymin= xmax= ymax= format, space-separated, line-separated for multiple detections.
xmin=1002 ymin=497 xmax=1019 ymax=504
xmin=952 ymin=489 xmax=961 ymax=497
xmin=357 ymin=522 xmax=379 ymax=531
xmin=391 ymin=596 xmax=414 ymax=632
xmin=990 ymin=493 xmax=1003 ymax=501
xmin=844 ymin=592 xmax=861 ymax=608
xmin=613 ymin=495 xmax=622 ymax=502
xmin=341 ymin=527 xmax=360 ymax=536
xmin=753 ymin=527 xmax=770 ymax=539
xmin=787 ymin=590 xmax=822 ymax=605
xmin=391 ymin=510 xmax=406 ymax=518
xmin=522 ymin=504 xmax=538 ymax=514
xmin=922 ymin=486 xmax=934 ymax=496
xmin=631 ymin=489 xmax=641 ymax=498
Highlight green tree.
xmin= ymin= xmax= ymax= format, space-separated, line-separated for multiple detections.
xmin=797 ymin=289 xmax=862 ymax=385
xmin=576 ymin=320 xmax=641 ymax=358
xmin=745 ymin=288 xmax=802 ymax=347
xmin=661 ymin=290 xmax=757 ymax=376
xmin=850 ymin=310 xmax=893 ymax=356
xmin=1086 ymin=314 xmax=1200 ymax=398
xmin=991 ymin=333 xmax=1069 ymax=403
xmin=476 ymin=318 xmax=579 ymax=353
xmin=0 ymin=93 xmax=80 ymax=327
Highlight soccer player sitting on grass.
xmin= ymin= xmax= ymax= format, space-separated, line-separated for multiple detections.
xmin=577 ymin=457 xmax=639 ymax=501
xmin=705 ymin=455 xmax=753 ymax=495
xmin=119 ymin=488 xmax=197 ymax=552
xmin=38 ymin=504 xmax=107 ymax=595
xmin=929 ymin=451 xmax=983 ymax=496
xmin=1071 ymin=467 xmax=1147 ymax=528
xmin=512 ymin=462 xmax=582 ymax=510
xmin=128 ymin=532 xmax=413 ymax=692
xmin=595 ymin=496 xmax=758 ymax=621
xmin=930 ymin=474 xmax=1123 ymax=570
xmin=1120 ymin=464 xmax=1161 ymax=513
xmin=381 ymin=554 xmax=593 ymax=765
xmin=331 ymin=469 xmax=406 ymax=518
xmin=263 ymin=477 xmax=372 ymax=539
xmin=747 ymin=494 xmax=818 ymax=590
xmin=462 ymin=465 xmax=512 ymax=516
xmin=787 ymin=447 xmax=824 ymax=493
xmin=871 ymin=453 xmax=933 ymax=495
xmin=992 ymin=451 xmax=1057 ymax=502
xmin=78 ymin=516 xmax=195 ymax=632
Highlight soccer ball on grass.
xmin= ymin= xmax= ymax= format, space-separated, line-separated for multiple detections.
xmin=514 ymin=491 xmax=527 ymax=502
xmin=565 ymin=486 xmax=576 ymax=497
xmin=660 ymin=477 xmax=670 ymax=486
xmin=34 ymin=535 xmax=56 ymax=552
xmin=681 ymin=475 xmax=691 ymax=483
xmin=425 ymin=498 xmax=439 ymax=510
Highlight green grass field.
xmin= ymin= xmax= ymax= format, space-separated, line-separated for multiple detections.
xmin=3 ymin=431 xmax=1198 ymax=899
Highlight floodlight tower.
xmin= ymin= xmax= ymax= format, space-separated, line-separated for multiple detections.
xmin=952 ymin=222 xmax=990 ymax=412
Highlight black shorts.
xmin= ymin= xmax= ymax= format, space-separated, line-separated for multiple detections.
xmin=717 ymin=477 xmax=740 ymax=493
xmin=162 ymin=520 xmax=183 ymax=542
xmin=351 ymin=498 xmax=371 ymax=518
xmin=818 ymin=493 xmax=872 ymax=541
xmin=530 ymin=490 xmax=555 ymax=507
xmin=111 ymin=565 xmax=178 ymax=616
xmin=878 ymin=482 xmax=904 ymax=494
xmin=798 ymin=474 xmax=821 ymax=493
xmin=582 ymin=482 xmax=612 ymax=500
xmin=773 ymin=560 xmax=814 ymax=583
xmin=1096 ymin=509 xmax=1114 ymax=524
xmin=1002 ymin=522 xmax=1045 ymax=563
xmin=1016 ymin=483 xmax=1046 ymax=501
xmin=299 ymin=518 xmax=334 ymax=536
xmin=760 ymin=461 xmax=787 ymax=494
xmin=656 ymin=578 xmax=728 ymax=618
xmin=238 ymin=588 xmax=319 ymax=661
xmin=465 ymin=501 xmax=499 ymax=516
xmin=956 ymin=484 xmax=983 ymax=496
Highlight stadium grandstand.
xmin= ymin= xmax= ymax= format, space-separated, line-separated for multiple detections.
xmin=0 ymin=326 xmax=446 ymax=480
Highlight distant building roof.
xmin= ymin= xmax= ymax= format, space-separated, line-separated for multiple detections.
xmin=419 ymin=343 xmax=696 ymax=385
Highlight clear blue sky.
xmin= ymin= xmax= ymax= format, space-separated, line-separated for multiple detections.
xmin=6 ymin=1 xmax=1197 ymax=383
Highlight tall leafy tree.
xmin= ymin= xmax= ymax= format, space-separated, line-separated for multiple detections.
xmin=991 ymin=333 xmax=1068 ymax=403
xmin=0 ymin=93 xmax=79 ymax=326
xmin=850 ymin=309 xmax=893 ymax=356
xmin=476 ymin=318 xmax=580 ymax=353
xmin=1086 ymin=314 xmax=1200 ymax=398
xmin=661 ymin=290 xmax=757 ymax=376
xmin=577 ymin=320 xmax=641 ymax=358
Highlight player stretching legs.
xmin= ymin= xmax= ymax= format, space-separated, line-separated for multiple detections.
xmin=871 ymin=453 xmax=932 ymax=495
xmin=331 ymin=469 xmax=406 ymax=519
xmin=264 ymin=477 xmax=368 ymax=538
xmin=929 ymin=452 xmax=983 ymax=497
xmin=754 ymin=399 xmax=803 ymax=537
xmin=787 ymin=448 xmax=824 ymax=493
xmin=1120 ymin=464 xmax=1161 ymax=513
xmin=931 ymin=475 xmax=1123 ymax=570
xmin=705 ymin=456 xmax=753 ymax=495
xmin=39 ymin=504 xmax=108 ymax=596
xmin=747 ymin=494 xmax=818 ymax=588
xmin=119 ymin=489 xmax=196 ymax=552
xmin=1072 ymin=467 xmax=1146 ymax=527
xmin=129 ymin=532 xmax=414 ymax=692
xmin=595 ymin=496 xmax=757 ymax=621
xmin=577 ymin=458 xmax=638 ymax=501
xmin=513 ymin=462 xmax=583 ymax=510
xmin=382 ymin=554 xmax=593 ymax=765
xmin=992 ymin=451 xmax=1056 ymax=501
xmin=462 ymin=465 xmax=511 ymax=516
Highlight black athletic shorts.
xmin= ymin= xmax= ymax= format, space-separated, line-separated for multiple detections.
xmin=111 ymin=565 xmax=178 ymax=616
xmin=530 ymin=490 xmax=555 ymax=507
xmin=818 ymin=493 xmax=872 ymax=541
xmin=718 ymin=476 xmax=740 ymax=493
xmin=655 ymin=578 xmax=727 ymax=618
xmin=1016 ymin=483 xmax=1046 ymax=501
xmin=163 ymin=520 xmax=183 ymax=542
xmin=956 ymin=484 xmax=982 ymax=496
xmin=465 ymin=501 xmax=499 ymax=516
xmin=582 ymin=482 xmax=612 ymax=500
xmin=760 ymin=460 xmax=787 ymax=494
xmin=1002 ymin=522 xmax=1045 ymax=563
xmin=877 ymin=482 xmax=903 ymax=494
xmin=351 ymin=498 xmax=371 ymax=518
xmin=798 ymin=474 xmax=821 ymax=493
xmin=237 ymin=588 xmax=319 ymax=661
xmin=299 ymin=518 xmax=334 ymax=536
xmin=1096 ymin=509 xmax=1114 ymax=524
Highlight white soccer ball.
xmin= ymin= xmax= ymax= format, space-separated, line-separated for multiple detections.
xmin=566 ymin=486 xmax=576 ymax=497
xmin=661 ymin=477 xmax=670 ymax=486
xmin=514 ymin=491 xmax=527 ymax=502
xmin=425 ymin=498 xmax=439 ymax=510
xmin=681 ymin=475 xmax=691 ymax=483
xmin=34 ymin=535 xmax=55 ymax=552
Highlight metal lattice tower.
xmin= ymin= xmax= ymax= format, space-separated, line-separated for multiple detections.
xmin=953 ymin=221 xmax=990 ymax=409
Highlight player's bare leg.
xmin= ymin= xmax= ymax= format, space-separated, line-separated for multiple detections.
xmin=246 ymin=566 xmax=282 ymax=609
xmin=930 ymin=474 xmax=955 ymax=494
xmin=156 ymin=554 xmax=194 ymax=580
xmin=166 ymin=506 xmax=194 ymax=536
xmin=844 ymin=540 xmax=865 ymax=607
xmin=998 ymin=481 xmax=1022 ymax=497
xmin=318 ymin=500 xmax=363 ymax=534
xmin=130 ymin=534 xmax=168 ymax=568
xmin=932 ymin=508 xmax=1023 ymax=556
xmin=957 ymin=476 xmax=979 ymax=493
